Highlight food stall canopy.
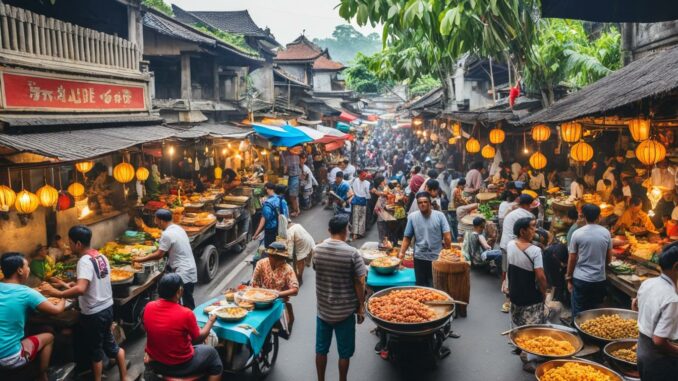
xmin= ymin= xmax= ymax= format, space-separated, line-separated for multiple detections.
xmin=174 ymin=124 xmax=253 ymax=139
xmin=336 ymin=122 xmax=351 ymax=133
xmin=324 ymin=140 xmax=345 ymax=151
xmin=317 ymin=125 xmax=354 ymax=141
xmin=0 ymin=125 xmax=180 ymax=161
xmin=339 ymin=111 xmax=358 ymax=122
xmin=520 ymin=45 xmax=678 ymax=125
xmin=252 ymin=123 xmax=313 ymax=147
xmin=541 ymin=0 xmax=678 ymax=22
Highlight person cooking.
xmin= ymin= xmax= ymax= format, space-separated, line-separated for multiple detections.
xmin=221 ymin=168 xmax=241 ymax=193
xmin=135 ymin=209 xmax=198 ymax=309
xmin=613 ymin=196 xmax=658 ymax=234
xmin=632 ymin=244 xmax=678 ymax=381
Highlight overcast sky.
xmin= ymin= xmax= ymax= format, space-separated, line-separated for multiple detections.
xmin=167 ymin=0 xmax=380 ymax=45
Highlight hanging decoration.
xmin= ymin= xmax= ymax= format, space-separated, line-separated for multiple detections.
xmin=113 ymin=162 xmax=135 ymax=184
xmin=57 ymin=191 xmax=75 ymax=211
xmin=647 ymin=186 xmax=663 ymax=209
xmin=214 ymin=167 xmax=223 ymax=180
xmin=531 ymin=124 xmax=551 ymax=142
xmin=67 ymin=182 xmax=85 ymax=198
xmin=451 ymin=122 xmax=461 ymax=137
xmin=136 ymin=167 xmax=150 ymax=181
xmin=635 ymin=138 xmax=666 ymax=166
xmin=560 ymin=121 xmax=582 ymax=143
xmin=75 ymin=161 xmax=94 ymax=173
xmin=529 ymin=152 xmax=548 ymax=170
xmin=489 ymin=128 xmax=505 ymax=144
xmin=570 ymin=141 xmax=594 ymax=163
xmin=15 ymin=189 xmax=39 ymax=214
xmin=465 ymin=137 xmax=480 ymax=154
xmin=0 ymin=185 xmax=16 ymax=212
xmin=627 ymin=118 xmax=651 ymax=142
xmin=36 ymin=184 xmax=58 ymax=208
xmin=481 ymin=145 xmax=496 ymax=159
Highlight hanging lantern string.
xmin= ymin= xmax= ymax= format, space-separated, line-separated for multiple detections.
xmin=20 ymin=169 xmax=24 ymax=190
xmin=7 ymin=167 xmax=12 ymax=189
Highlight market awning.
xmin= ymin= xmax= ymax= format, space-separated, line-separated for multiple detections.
xmin=174 ymin=124 xmax=253 ymax=139
xmin=541 ymin=0 xmax=678 ymax=22
xmin=0 ymin=125 xmax=180 ymax=161
xmin=317 ymin=125 xmax=353 ymax=141
xmin=252 ymin=123 xmax=313 ymax=147
xmin=295 ymin=126 xmax=347 ymax=144
xmin=335 ymin=122 xmax=351 ymax=133
xmin=339 ymin=111 xmax=358 ymax=122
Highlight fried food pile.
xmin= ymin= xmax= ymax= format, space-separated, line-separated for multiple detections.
xmin=371 ymin=256 xmax=400 ymax=267
xmin=611 ymin=344 xmax=637 ymax=363
xmin=541 ymin=362 xmax=614 ymax=381
xmin=580 ymin=314 xmax=638 ymax=340
xmin=514 ymin=336 xmax=576 ymax=356
xmin=368 ymin=289 xmax=447 ymax=323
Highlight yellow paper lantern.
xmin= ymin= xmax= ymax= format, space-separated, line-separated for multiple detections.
xmin=214 ymin=167 xmax=223 ymax=180
xmin=481 ymin=144 xmax=496 ymax=159
xmin=67 ymin=182 xmax=85 ymax=198
xmin=0 ymin=185 xmax=16 ymax=212
xmin=560 ymin=121 xmax=582 ymax=143
xmin=465 ymin=138 xmax=480 ymax=154
xmin=15 ymin=189 xmax=39 ymax=214
xmin=531 ymin=124 xmax=551 ymax=142
xmin=570 ymin=141 xmax=594 ymax=163
xmin=529 ymin=151 xmax=548 ymax=170
xmin=136 ymin=167 xmax=150 ymax=181
xmin=451 ymin=122 xmax=461 ymax=137
xmin=635 ymin=139 xmax=666 ymax=166
xmin=627 ymin=118 xmax=651 ymax=142
xmin=448 ymin=137 xmax=457 ymax=145
xmin=75 ymin=161 xmax=94 ymax=173
xmin=489 ymin=128 xmax=505 ymax=144
xmin=113 ymin=162 xmax=135 ymax=184
xmin=36 ymin=184 xmax=58 ymax=208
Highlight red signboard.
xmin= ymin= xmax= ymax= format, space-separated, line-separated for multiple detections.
xmin=1 ymin=72 xmax=147 ymax=112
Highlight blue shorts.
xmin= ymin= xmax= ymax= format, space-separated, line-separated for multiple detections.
xmin=315 ymin=315 xmax=356 ymax=359
xmin=287 ymin=176 xmax=300 ymax=197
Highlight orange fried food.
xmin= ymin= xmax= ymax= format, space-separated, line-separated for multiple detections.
xmin=541 ymin=362 xmax=614 ymax=381
xmin=514 ymin=336 xmax=575 ymax=356
xmin=368 ymin=289 xmax=448 ymax=323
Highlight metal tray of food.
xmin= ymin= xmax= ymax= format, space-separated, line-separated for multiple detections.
xmin=509 ymin=324 xmax=584 ymax=359
xmin=535 ymin=359 xmax=624 ymax=381
xmin=574 ymin=308 xmax=638 ymax=344
xmin=235 ymin=288 xmax=279 ymax=309
xmin=604 ymin=339 xmax=638 ymax=373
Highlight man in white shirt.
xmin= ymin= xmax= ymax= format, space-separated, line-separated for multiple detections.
xmin=287 ymin=222 xmax=316 ymax=284
xmin=350 ymin=171 xmax=371 ymax=239
xmin=327 ymin=161 xmax=345 ymax=183
xmin=343 ymin=159 xmax=356 ymax=181
xmin=136 ymin=209 xmax=198 ymax=309
xmin=651 ymin=161 xmax=675 ymax=192
xmin=633 ymin=245 xmax=678 ymax=380
xmin=464 ymin=162 xmax=485 ymax=194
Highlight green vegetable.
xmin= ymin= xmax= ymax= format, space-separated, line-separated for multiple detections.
xmin=478 ymin=204 xmax=494 ymax=220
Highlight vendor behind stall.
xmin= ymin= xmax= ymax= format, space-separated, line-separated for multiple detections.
xmin=221 ymin=168 xmax=240 ymax=193
xmin=613 ymin=196 xmax=658 ymax=234
xmin=0 ymin=253 xmax=65 ymax=381
xmin=633 ymin=244 xmax=678 ymax=381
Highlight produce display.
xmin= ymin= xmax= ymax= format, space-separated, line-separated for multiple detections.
xmin=514 ymin=336 xmax=576 ymax=356
xmin=100 ymin=242 xmax=156 ymax=265
xmin=611 ymin=344 xmax=637 ymax=363
xmin=370 ymin=256 xmax=400 ymax=268
xmin=368 ymin=289 xmax=448 ymax=323
xmin=609 ymin=260 xmax=636 ymax=275
xmin=580 ymin=314 xmax=639 ymax=340
xmin=541 ymin=362 xmax=615 ymax=381
xmin=134 ymin=217 xmax=162 ymax=239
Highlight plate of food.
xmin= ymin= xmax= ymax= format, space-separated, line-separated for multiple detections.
xmin=370 ymin=256 xmax=401 ymax=275
xmin=535 ymin=359 xmax=623 ymax=381
xmin=510 ymin=325 xmax=583 ymax=359
xmin=203 ymin=300 xmax=230 ymax=314
xmin=366 ymin=286 xmax=454 ymax=332
xmin=236 ymin=288 xmax=279 ymax=309
xmin=212 ymin=306 xmax=249 ymax=322
xmin=575 ymin=308 xmax=639 ymax=343
xmin=110 ymin=269 xmax=134 ymax=285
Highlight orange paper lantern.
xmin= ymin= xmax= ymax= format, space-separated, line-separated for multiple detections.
xmin=75 ymin=161 xmax=94 ymax=173
xmin=136 ymin=167 xmax=150 ymax=181
xmin=560 ymin=121 xmax=582 ymax=143
xmin=627 ymin=118 xmax=651 ymax=142
xmin=214 ymin=167 xmax=223 ymax=180
xmin=0 ymin=185 xmax=16 ymax=212
xmin=635 ymin=139 xmax=666 ymax=166
xmin=113 ymin=163 xmax=135 ymax=184
xmin=15 ymin=190 xmax=39 ymax=214
xmin=465 ymin=138 xmax=480 ymax=154
xmin=67 ymin=182 xmax=85 ymax=198
xmin=531 ymin=124 xmax=551 ymax=142
xmin=529 ymin=151 xmax=548 ymax=170
xmin=489 ymin=128 xmax=505 ymax=144
xmin=481 ymin=145 xmax=496 ymax=159
xmin=36 ymin=184 xmax=58 ymax=207
xmin=570 ymin=141 xmax=594 ymax=163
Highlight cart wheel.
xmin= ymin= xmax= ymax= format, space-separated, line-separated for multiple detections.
xmin=198 ymin=245 xmax=219 ymax=283
xmin=252 ymin=331 xmax=279 ymax=379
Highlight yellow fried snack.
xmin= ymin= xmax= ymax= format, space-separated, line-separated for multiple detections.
xmin=611 ymin=344 xmax=637 ymax=363
xmin=368 ymin=289 xmax=447 ymax=323
xmin=580 ymin=314 xmax=638 ymax=340
xmin=541 ymin=362 xmax=615 ymax=381
xmin=515 ymin=336 xmax=576 ymax=356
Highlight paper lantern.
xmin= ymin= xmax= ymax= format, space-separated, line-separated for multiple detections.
xmin=448 ymin=137 xmax=457 ymax=145
xmin=531 ymin=124 xmax=551 ymax=142
xmin=481 ymin=145 xmax=496 ymax=159
xmin=57 ymin=191 xmax=75 ymax=211
xmin=36 ymin=184 xmax=58 ymax=207
xmin=627 ymin=118 xmax=651 ymax=142
xmin=214 ymin=167 xmax=223 ymax=180
xmin=570 ymin=141 xmax=594 ymax=163
xmin=0 ymin=185 xmax=16 ymax=212
xmin=136 ymin=167 xmax=150 ymax=181
xmin=113 ymin=162 xmax=135 ymax=184
xmin=451 ymin=122 xmax=461 ymax=137
xmin=635 ymin=139 xmax=666 ymax=166
xmin=489 ymin=128 xmax=505 ymax=144
xmin=648 ymin=186 xmax=663 ymax=209
xmin=529 ymin=151 xmax=548 ymax=170
xmin=465 ymin=138 xmax=480 ymax=154
xmin=15 ymin=190 xmax=39 ymax=214
xmin=560 ymin=121 xmax=582 ymax=143
xmin=67 ymin=182 xmax=85 ymax=198
xmin=75 ymin=161 xmax=94 ymax=173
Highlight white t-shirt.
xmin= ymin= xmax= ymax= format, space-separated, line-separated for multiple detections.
xmin=328 ymin=167 xmax=341 ymax=182
xmin=350 ymin=178 xmax=370 ymax=198
xmin=637 ymin=274 xmax=678 ymax=340
xmin=287 ymin=223 xmax=315 ymax=260
xmin=344 ymin=164 xmax=356 ymax=180
xmin=159 ymin=224 xmax=198 ymax=284
xmin=302 ymin=164 xmax=317 ymax=190
xmin=77 ymin=253 xmax=113 ymax=315
xmin=498 ymin=201 xmax=516 ymax=220
xmin=500 ymin=208 xmax=535 ymax=249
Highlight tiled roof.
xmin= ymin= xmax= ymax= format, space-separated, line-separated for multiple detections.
xmin=143 ymin=12 xmax=215 ymax=45
xmin=276 ymin=35 xmax=324 ymax=61
xmin=312 ymin=55 xmax=345 ymax=71
xmin=189 ymin=11 xmax=267 ymax=37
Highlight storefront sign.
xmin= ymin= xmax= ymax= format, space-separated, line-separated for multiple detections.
xmin=0 ymin=71 xmax=147 ymax=112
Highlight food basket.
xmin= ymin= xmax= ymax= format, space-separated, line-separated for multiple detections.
xmin=535 ymin=359 xmax=624 ymax=381
xmin=574 ymin=308 xmax=638 ymax=344
xmin=509 ymin=325 xmax=583 ymax=359
xmin=235 ymin=288 xmax=279 ymax=309
xmin=365 ymin=286 xmax=454 ymax=335
xmin=603 ymin=339 xmax=638 ymax=376
xmin=370 ymin=256 xmax=401 ymax=275
xmin=211 ymin=306 xmax=249 ymax=322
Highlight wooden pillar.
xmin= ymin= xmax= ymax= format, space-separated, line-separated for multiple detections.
xmin=212 ymin=58 xmax=220 ymax=101
xmin=181 ymin=53 xmax=192 ymax=100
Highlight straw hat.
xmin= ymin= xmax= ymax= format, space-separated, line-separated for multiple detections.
xmin=265 ymin=242 xmax=290 ymax=258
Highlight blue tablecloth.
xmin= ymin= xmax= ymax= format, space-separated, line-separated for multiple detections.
xmin=366 ymin=267 xmax=416 ymax=288
xmin=194 ymin=297 xmax=284 ymax=355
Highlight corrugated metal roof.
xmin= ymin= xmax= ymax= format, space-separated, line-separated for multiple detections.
xmin=175 ymin=124 xmax=253 ymax=139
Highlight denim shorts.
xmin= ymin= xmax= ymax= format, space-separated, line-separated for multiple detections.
xmin=288 ymin=176 xmax=300 ymax=197
xmin=315 ymin=315 xmax=356 ymax=359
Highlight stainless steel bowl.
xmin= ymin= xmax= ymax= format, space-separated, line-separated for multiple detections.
xmin=235 ymin=288 xmax=279 ymax=310
xmin=370 ymin=257 xmax=401 ymax=275
xmin=535 ymin=359 xmax=624 ymax=381
xmin=604 ymin=339 xmax=638 ymax=374
xmin=509 ymin=325 xmax=583 ymax=359
xmin=574 ymin=308 xmax=638 ymax=344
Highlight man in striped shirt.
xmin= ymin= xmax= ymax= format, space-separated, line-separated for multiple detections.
xmin=313 ymin=214 xmax=367 ymax=381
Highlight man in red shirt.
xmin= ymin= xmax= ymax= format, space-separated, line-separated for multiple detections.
xmin=143 ymin=274 xmax=222 ymax=380
xmin=408 ymin=166 xmax=425 ymax=194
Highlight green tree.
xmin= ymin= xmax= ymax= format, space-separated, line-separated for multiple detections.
xmin=344 ymin=53 xmax=394 ymax=93
xmin=142 ymin=0 xmax=173 ymax=16
xmin=313 ymin=25 xmax=382 ymax=64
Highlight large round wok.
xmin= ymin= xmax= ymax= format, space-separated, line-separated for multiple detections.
xmin=509 ymin=324 xmax=584 ymax=359
xmin=535 ymin=359 xmax=624 ymax=381
xmin=574 ymin=308 xmax=638 ymax=344
xmin=365 ymin=286 xmax=454 ymax=336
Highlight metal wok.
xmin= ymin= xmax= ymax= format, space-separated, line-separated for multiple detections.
xmin=574 ymin=308 xmax=638 ymax=344
xmin=509 ymin=325 xmax=584 ymax=359
xmin=604 ymin=339 xmax=639 ymax=377
xmin=365 ymin=286 xmax=454 ymax=336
